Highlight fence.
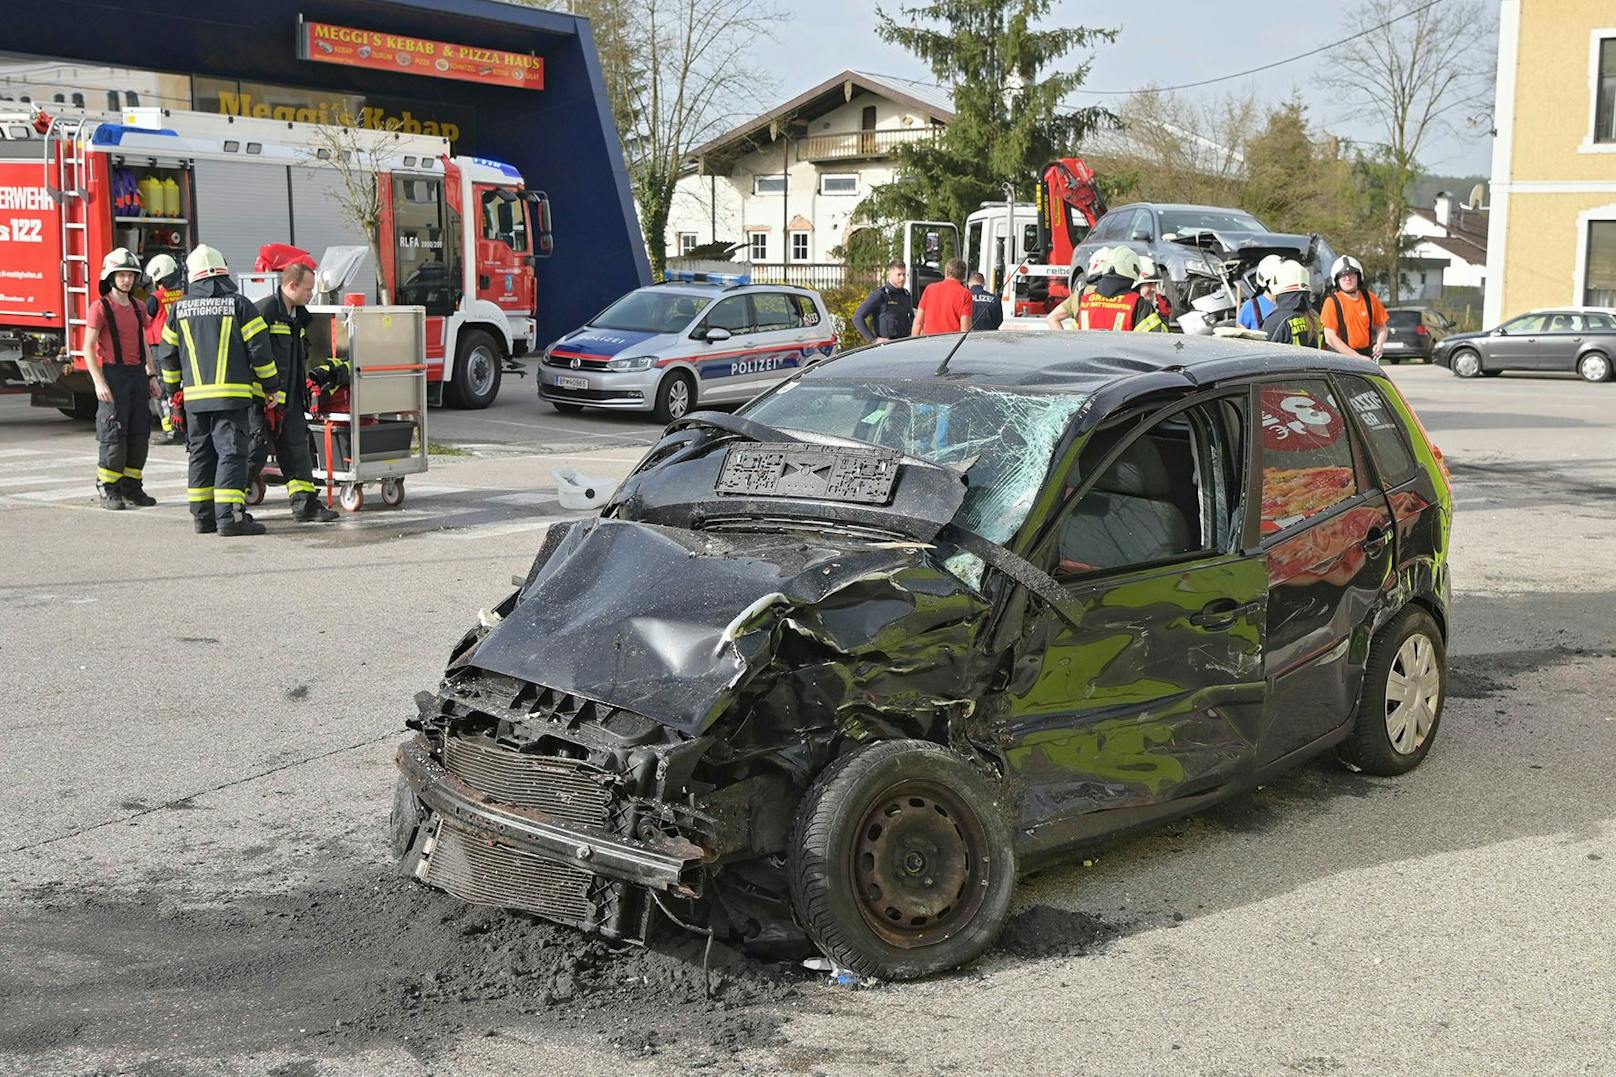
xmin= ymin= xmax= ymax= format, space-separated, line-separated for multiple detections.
xmin=745 ymin=263 xmax=879 ymax=292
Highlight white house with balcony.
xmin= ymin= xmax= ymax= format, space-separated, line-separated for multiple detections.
xmin=665 ymin=70 xmax=953 ymax=276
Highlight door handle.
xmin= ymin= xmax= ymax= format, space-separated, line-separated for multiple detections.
xmin=1363 ymin=527 xmax=1393 ymax=553
xmin=1188 ymin=599 xmax=1260 ymax=628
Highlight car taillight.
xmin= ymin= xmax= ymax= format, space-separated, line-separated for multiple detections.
xmin=1414 ymin=324 xmax=1428 ymax=335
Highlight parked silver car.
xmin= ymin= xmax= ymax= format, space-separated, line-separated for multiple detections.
xmin=539 ymin=279 xmax=837 ymax=422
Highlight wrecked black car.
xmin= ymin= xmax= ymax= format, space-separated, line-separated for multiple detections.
xmin=393 ymin=332 xmax=1453 ymax=979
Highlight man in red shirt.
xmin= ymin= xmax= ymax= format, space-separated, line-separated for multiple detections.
xmin=84 ymin=248 xmax=158 ymax=510
xmin=911 ymin=258 xmax=975 ymax=336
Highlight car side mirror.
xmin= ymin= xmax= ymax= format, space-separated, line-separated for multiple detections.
xmin=1492 ymin=327 xmax=1505 ymax=335
xmin=701 ymin=326 xmax=731 ymax=343
xmin=1130 ymin=229 xmax=1151 ymax=242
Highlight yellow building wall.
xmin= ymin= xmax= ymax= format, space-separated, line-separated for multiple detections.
xmin=1510 ymin=0 xmax=1616 ymax=182
xmin=1497 ymin=191 xmax=1616 ymax=317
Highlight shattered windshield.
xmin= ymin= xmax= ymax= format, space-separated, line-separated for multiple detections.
xmin=742 ymin=380 xmax=1086 ymax=544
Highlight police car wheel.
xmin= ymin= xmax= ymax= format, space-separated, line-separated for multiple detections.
xmin=447 ymin=330 xmax=502 ymax=410
xmin=653 ymin=371 xmax=694 ymax=424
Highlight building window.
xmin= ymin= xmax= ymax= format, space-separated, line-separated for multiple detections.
xmin=753 ymin=174 xmax=786 ymax=196
xmin=820 ymin=173 xmax=859 ymax=196
xmin=790 ymin=232 xmax=809 ymax=262
xmin=677 ymin=232 xmax=697 ymax=256
xmin=1585 ymin=219 xmax=1616 ymax=307
xmin=749 ymin=232 xmax=768 ymax=262
xmin=1597 ymin=37 xmax=1616 ymax=144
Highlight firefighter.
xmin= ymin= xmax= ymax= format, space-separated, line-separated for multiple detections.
xmin=1260 ymin=260 xmax=1323 ymax=348
xmin=157 ymin=246 xmax=279 ymax=537
xmin=1320 ymin=254 xmax=1389 ymax=359
xmin=1075 ymin=247 xmax=1167 ymax=332
xmin=84 ymin=248 xmax=157 ymax=510
xmin=1238 ymin=254 xmax=1283 ymax=331
xmin=144 ymin=253 xmax=186 ymax=445
xmin=1044 ymin=248 xmax=1104 ymax=330
xmin=1136 ymin=256 xmax=1173 ymax=328
xmin=249 ymin=262 xmax=338 ymax=523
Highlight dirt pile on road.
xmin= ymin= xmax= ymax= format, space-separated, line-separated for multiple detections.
xmin=1 ymin=870 xmax=807 ymax=1064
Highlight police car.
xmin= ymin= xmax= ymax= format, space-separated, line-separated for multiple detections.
xmin=538 ymin=272 xmax=836 ymax=422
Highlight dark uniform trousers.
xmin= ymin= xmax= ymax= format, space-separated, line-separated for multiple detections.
xmin=249 ymin=404 xmax=318 ymax=506
xmin=95 ymin=364 xmax=152 ymax=490
xmin=186 ymin=408 xmax=250 ymax=524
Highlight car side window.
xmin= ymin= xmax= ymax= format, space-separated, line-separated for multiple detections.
xmin=1546 ymin=313 xmax=1581 ymax=333
xmin=1586 ymin=312 xmax=1615 ymax=330
xmin=789 ymin=294 xmax=822 ymax=329
xmin=1055 ymin=393 xmax=1246 ymax=578
xmin=703 ymin=296 xmax=752 ymax=336
xmin=1504 ymin=313 xmax=1546 ymax=333
xmin=751 ymin=292 xmax=798 ymax=332
xmin=1337 ymin=374 xmax=1417 ymax=486
xmin=1258 ymin=381 xmax=1359 ymax=536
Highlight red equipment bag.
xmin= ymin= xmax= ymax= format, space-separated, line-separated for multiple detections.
xmin=253 ymin=244 xmax=318 ymax=274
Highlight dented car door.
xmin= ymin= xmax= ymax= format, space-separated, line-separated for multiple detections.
xmin=1000 ymin=392 xmax=1267 ymax=862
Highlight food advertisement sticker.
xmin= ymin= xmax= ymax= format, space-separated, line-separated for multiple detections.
xmin=299 ymin=20 xmax=544 ymax=91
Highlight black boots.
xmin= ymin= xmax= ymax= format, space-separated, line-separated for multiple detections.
xmin=217 ymin=509 xmax=267 ymax=537
xmin=291 ymin=496 xmax=339 ymax=523
xmin=98 ymin=482 xmax=127 ymax=510
xmin=120 ymin=478 xmax=156 ymax=508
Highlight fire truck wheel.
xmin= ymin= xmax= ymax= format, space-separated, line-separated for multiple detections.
xmin=380 ymin=479 xmax=405 ymax=507
xmin=339 ymin=483 xmax=364 ymax=512
xmin=447 ymin=330 xmax=502 ymax=410
xmin=58 ymin=392 xmax=98 ymax=421
xmin=246 ymin=477 xmax=266 ymax=506
xmin=652 ymin=371 xmax=695 ymax=424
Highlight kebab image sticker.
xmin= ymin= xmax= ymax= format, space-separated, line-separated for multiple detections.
xmin=314 ymin=39 xmax=335 ymax=54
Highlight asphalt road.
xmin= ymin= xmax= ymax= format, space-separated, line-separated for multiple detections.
xmin=0 ymin=364 xmax=1611 ymax=1076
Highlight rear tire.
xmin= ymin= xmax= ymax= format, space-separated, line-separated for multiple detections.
xmin=788 ymin=740 xmax=1015 ymax=980
xmin=1338 ymin=607 xmax=1446 ymax=777
xmin=1449 ymin=349 xmax=1482 ymax=378
xmin=446 ymin=330 xmax=502 ymax=409
xmin=652 ymin=370 xmax=695 ymax=424
xmin=1577 ymin=352 xmax=1612 ymax=383
xmin=59 ymin=392 xmax=98 ymax=420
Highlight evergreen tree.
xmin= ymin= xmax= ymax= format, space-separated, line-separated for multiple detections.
xmin=856 ymin=0 xmax=1116 ymax=234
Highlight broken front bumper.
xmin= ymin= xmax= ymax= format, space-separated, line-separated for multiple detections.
xmin=393 ymin=734 xmax=707 ymax=936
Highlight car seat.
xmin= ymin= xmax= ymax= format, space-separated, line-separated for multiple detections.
xmin=1059 ymin=435 xmax=1193 ymax=571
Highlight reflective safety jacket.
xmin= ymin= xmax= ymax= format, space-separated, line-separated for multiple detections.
xmin=255 ymin=289 xmax=313 ymax=411
xmin=157 ymin=278 xmax=278 ymax=412
xmin=144 ymin=282 xmax=184 ymax=348
xmin=1260 ymin=290 xmax=1323 ymax=348
xmin=1076 ymin=274 xmax=1166 ymax=332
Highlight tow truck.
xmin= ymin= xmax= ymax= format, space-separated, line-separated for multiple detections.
xmin=0 ymin=105 xmax=551 ymax=416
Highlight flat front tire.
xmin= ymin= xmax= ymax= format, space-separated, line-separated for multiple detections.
xmin=1339 ymin=607 xmax=1446 ymax=776
xmin=788 ymin=740 xmax=1016 ymax=980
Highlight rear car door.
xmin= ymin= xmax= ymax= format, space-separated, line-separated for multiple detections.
xmin=1253 ymin=378 xmax=1396 ymax=761
xmin=1003 ymin=390 xmax=1266 ymax=857
xmin=738 ymin=290 xmax=812 ymax=397
xmin=1537 ymin=312 xmax=1586 ymax=370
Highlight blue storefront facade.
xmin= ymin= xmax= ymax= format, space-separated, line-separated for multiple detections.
xmin=11 ymin=0 xmax=650 ymax=350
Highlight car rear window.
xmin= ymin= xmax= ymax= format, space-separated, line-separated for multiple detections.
xmin=1337 ymin=375 xmax=1418 ymax=485
xmin=1386 ymin=310 xmax=1422 ymax=328
xmin=1258 ymin=381 xmax=1359 ymax=536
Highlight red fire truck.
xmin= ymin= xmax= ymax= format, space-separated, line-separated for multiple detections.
xmin=0 ymin=106 xmax=551 ymax=416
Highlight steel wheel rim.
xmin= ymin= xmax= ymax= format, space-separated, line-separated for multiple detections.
xmin=466 ymin=345 xmax=497 ymax=397
xmin=1454 ymin=352 xmax=1480 ymax=377
xmin=850 ymin=779 xmax=990 ymax=948
xmin=1582 ymin=355 xmax=1609 ymax=382
xmin=667 ymin=378 xmax=690 ymax=419
xmin=1385 ymin=632 xmax=1441 ymax=754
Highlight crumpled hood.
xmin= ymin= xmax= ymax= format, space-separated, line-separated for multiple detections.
xmin=465 ymin=518 xmax=991 ymax=737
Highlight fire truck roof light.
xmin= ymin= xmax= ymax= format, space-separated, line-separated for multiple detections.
xmin=468 ymin=156 xmax=522 ymax=179
xmin=90 ymin=124 xmax=178 ymax=146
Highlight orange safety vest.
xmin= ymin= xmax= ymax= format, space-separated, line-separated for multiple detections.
xmin=145 ymin=285 xmax=184 ymax=347
xmin=1077 ymin=289 xmax=1143 ymax=330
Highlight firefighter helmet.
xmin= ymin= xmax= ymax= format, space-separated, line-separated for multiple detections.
xmin=99 ymin=247 xmax=140 ymax=283
xmin=1104 ymin=246 xmax=1142 ymax=282
xmin=145 ymin=253 xmax=181 ymax=286
xmin=1136 ymin=254 xmax=1162 ymax=285
xmin=1271 ymin=259 xmax=1311 ymax=292
xmin=1330 ymin=255 xmax=1365 ymax=285
xmin=187 ymin=245 xmax=231 ymax=282
xmin=1256 ymin=254 xmax=1284 ymax=289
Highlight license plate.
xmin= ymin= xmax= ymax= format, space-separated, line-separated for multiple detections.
xmin=557 ymin=376 xmax=589 ymax=390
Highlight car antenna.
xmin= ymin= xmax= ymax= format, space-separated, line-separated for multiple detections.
xmin=934 ymin=331 xmax=970 ymax=376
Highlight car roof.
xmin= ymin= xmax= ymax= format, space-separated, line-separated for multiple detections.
xmin=1113 ymin=203 xmax=1263 ymax=215
xmin=1523 ymin=306 xmax=1616 ymax=315
xmin=642 ymin=281 xmax=821 ymax=300
xmin=808 ymin=333 xmax=1385 ymax=419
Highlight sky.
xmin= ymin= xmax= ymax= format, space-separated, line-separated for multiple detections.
xmin=744 ymin=0 xmax=1496 ymax=179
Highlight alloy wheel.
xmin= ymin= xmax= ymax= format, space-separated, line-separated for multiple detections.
xmin=666 ymin=378 xmax=690 ymax=419
xmin=1385 ymin=632 xmax=1441 ymax=755
xmin=1453 ymin=351 xmax=1481 ymax=378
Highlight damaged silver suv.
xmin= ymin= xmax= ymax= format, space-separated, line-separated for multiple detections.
xmin=393 ymin=331 xmax=1453 ymax=979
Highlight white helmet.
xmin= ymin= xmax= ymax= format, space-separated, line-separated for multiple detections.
xmin=145 ymin=253 xmax=180 ymax=285
xmin=1330 ymin=255 xmax=1365 ymax=284
xmin=1104 ymin=246 xmax=1142 ymax=282
xmin=1271 ymin=259 xmax=1311 ymax=292
xmin=1256 ymin=254 xmax=1284 ymax=290
xmin=1136 ymin=254 xmax=1162 ymax=285
xmin=99 ymin=247 xmax=140 ymax=283
xmin=187 ymin=244 xmax=230 ymax=282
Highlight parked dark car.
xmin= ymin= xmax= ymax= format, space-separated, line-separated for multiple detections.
xmin=1434 ymin=308 xmax=1616 ymax=382
xmin=392 ymin=332 xmax=1453 ymax=980
xmin=1381 ymin=307 xmax=1453 ymax=363
xmin=1071 ymin=202 xmax=1338 ymax=317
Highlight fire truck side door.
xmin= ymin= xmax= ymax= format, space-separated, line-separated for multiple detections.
xmin=473 ymin=184 xmax=533 ymax=314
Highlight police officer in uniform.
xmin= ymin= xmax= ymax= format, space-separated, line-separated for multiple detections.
xmin=1260 ymin=260 xmax=1323 ymax=348
xmin=249 ymin=262 xmax=338 ymax=523
xmin=84 ymin=249 xmax=158 ymax=509
xmin=1075 ymin=247 xmax=1167 ymax=332
xmin=853 ymin=260 xmax=915 ymax=343
xmin=157 ymin=246 xmax=279 ymax=537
